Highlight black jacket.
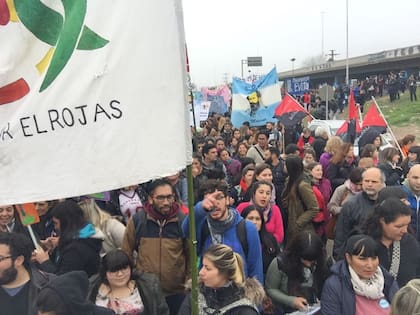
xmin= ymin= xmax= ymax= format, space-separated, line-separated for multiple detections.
xmin=88 ymin=271 xmax=169 ymax=315
xmin=377 ymin=233 xmax=420 ymax=287
xmin=40 ymin=233 xmax=103 ymax=277
xmin=333 ymin=192 xmax=377 ymax=259
xmin=179 ymin=280 xmax=263 ymax=315
xmin=40 ymin=271 xmax=114 ymax=315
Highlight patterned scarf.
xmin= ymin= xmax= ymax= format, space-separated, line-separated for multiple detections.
xmin=207 ymin=208 xmax=236 ymax=244
xmin=348 ymin=265 xmax=385 ymax=300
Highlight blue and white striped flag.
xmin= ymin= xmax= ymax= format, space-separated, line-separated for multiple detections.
xmin=231 ymin=67 xmax=282 ymax=127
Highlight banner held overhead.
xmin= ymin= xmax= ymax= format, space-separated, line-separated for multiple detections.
xmin=0 ymin=0 xmax=192 ymax=204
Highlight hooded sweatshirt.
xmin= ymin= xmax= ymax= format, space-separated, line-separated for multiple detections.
xmin=40 ymin=271 xmax=114 ymax=315
xmin=40 ymin=223 xmax=104 ymax=276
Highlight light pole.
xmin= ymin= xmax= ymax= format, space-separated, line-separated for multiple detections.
xmin=321 ymin=11 xmax=325 ymax=57
xmin=345 ymin=0 xmax=349 ymax=86
xmin=241 ymin=59 xmax=247 ymax=79
xmin=290 ymin=58 xmax=296 ymax=76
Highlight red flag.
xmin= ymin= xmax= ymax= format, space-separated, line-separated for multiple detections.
xmin=348 ymin=89 xmax=358 ymax=120
xmin=362 ymin=102 xmax=387 ymax=129
xmin=274 ymin=94 xmax=310 ymax=116
xmin=274 ymin=94 xmax=310 ymax=127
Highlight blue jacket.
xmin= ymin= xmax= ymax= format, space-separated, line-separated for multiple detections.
xmin=402 ymin=183 xmax=420 ymax=241
xmin=182 ymin=202 xmax=263 ymax=284
xmin=321 ymin=260 xmax=398 ymax=315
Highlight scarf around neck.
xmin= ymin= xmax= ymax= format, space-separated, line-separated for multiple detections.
xmin=348 ymin=265 xmax=385 ymax=300
xmin=143 ymin=202 xmax=180 ymax=221
xmin=207 ymin=208 xmax=236 ymax=244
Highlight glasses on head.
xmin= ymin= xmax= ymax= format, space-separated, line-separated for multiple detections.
xmin=0 ymin=255 xmax=13 ymax=263
xmin=154 ymin=194 xmax=175 ymax=202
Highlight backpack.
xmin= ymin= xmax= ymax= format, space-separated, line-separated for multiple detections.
xmin=200 ymin=219 xmax=248 ymax=257
xmin=132 ymin=209 xmax=185 ymax=248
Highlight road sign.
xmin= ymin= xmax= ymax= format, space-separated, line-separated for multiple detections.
xmin=319 ymin=85 xmax=334 ymax=101
xmin=247 ymin=56 xmax=263 ymax=67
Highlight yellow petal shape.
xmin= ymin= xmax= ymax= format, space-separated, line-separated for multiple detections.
xmin=36 ymin=47 xmax=55 ymax=74
xmin=6 ymin=0 xmax=18 ymax=22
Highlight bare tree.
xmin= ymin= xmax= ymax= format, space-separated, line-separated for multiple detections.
xmin=301 ymin=54 xmax=326 ymax=67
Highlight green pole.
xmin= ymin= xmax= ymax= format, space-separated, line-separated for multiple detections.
xmin=186 ymin=164 xmax=198 ymax=315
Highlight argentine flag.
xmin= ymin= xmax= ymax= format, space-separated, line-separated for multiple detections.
xmin=231 ymin=67 xmax=282 ymax=127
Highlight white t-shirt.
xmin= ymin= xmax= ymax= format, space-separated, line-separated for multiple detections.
xmin=118 ymin=190 xmax=143 ymax=221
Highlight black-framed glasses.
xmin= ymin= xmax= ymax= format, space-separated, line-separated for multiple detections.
xmin=154 ymin=194 xmax=175 ymax=202
xmin=0 ymin=255 xmax=13 ymax=262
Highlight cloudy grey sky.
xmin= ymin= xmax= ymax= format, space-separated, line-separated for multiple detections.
xmin=182 ymin=0 xmax=420 ymax=87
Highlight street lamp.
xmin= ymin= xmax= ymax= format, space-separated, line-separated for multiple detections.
xmin=290 ymin=58 xmax=296 ymax=76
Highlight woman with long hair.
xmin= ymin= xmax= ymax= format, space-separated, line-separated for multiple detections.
xmin=249 ymin=163 xmax=276 ymax=205
xmin=360 ymin=144 xmax=379 ymax=166
xmin=231 ymin=164 xmax=255 ymax=206
xmin=79 ymin=198 xmax=125 ymax=256
xmin=265 ymin=232 xmax=328 ymax=313
xmin=328 ymin=142 xmax=357 ymax=191
xmin=237 ymin=181 xmax=284 ymax=244
xmin=179 ymin=244 xmax=265 ymax=315
xmin=319 ymin=136 xmax=344 ymax=178
xmin=234 ymin=142 xmax=250 ymax=160
xmin=401 ymin=145 xmax=420 ymax=177
xmin=34 ymin=200 xmax=104 ymax=276
xmin=378 ymin=147 xmax=404 ymax=186
xmin=306 ymin=162 xmax=331 ymax=237
xmin=31 ymin=200 xmax=59 ymax=240
xmin=282 ymin=156 xmax=319 ymax=241
xmin=88 ymin=249 xmax=169 ymax=315
xmin=241 ymin=205 xmax=280 ymax=275
xmin=321 ymin=234 xmax=398 ymax=315
xmin=363 ymin=198 xmax=420 ymax=287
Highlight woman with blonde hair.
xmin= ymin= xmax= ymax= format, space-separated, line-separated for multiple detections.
xmin=79 ymin=198 xmax=126 ymax=256
xmin=391 ymin=279 xmax=420 ymax=315
xmin=319 ymin=136 xmax=344 ymax=178
xmin=178 ymin=244 xmax=265 ymax=315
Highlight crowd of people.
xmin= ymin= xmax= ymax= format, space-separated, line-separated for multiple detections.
xmin=1 ymin=113 xmax=420 ymax=315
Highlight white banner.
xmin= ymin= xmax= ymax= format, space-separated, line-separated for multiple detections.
xmin=0 ymin=0 xmax=192 ymax=204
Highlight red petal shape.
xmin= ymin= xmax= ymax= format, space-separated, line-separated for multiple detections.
xmin=0 ymin=0 xmax=10 ymax=26
xmin=0 ymin=78 xmax=30 ymax=105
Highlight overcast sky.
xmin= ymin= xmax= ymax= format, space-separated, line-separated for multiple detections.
xmin=182 ymin=0 xmax=420 ymax=87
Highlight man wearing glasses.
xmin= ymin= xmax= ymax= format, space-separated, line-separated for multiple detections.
xmin=182 ymin=179 xmax=263 ymax=284
xmin=247 ymin=131 xmax=269 ymax=164
xmin=0 ymin=232 xmax=50 ymax=315
xmin=122 ymin=179 xmax=189 ymax=315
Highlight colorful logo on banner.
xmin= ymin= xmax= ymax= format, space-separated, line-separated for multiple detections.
xmin=0 ymin=0 xmax=109 ymax=106
xmin=0 ymin=0 xmax=191 ymax=205
xmin=231 ymin=67 xmax=282 ymax=127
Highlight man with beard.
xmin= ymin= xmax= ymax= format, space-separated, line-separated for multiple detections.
xmin=333 ymin=167 xmax=385 ymax=260
xmin=122 ymin=179 xmax=189 ymax=315
xmin=0 ymin=232 xmax=50 ymax=315
xmin=182 ymin=179 xmax=263 ymax=284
